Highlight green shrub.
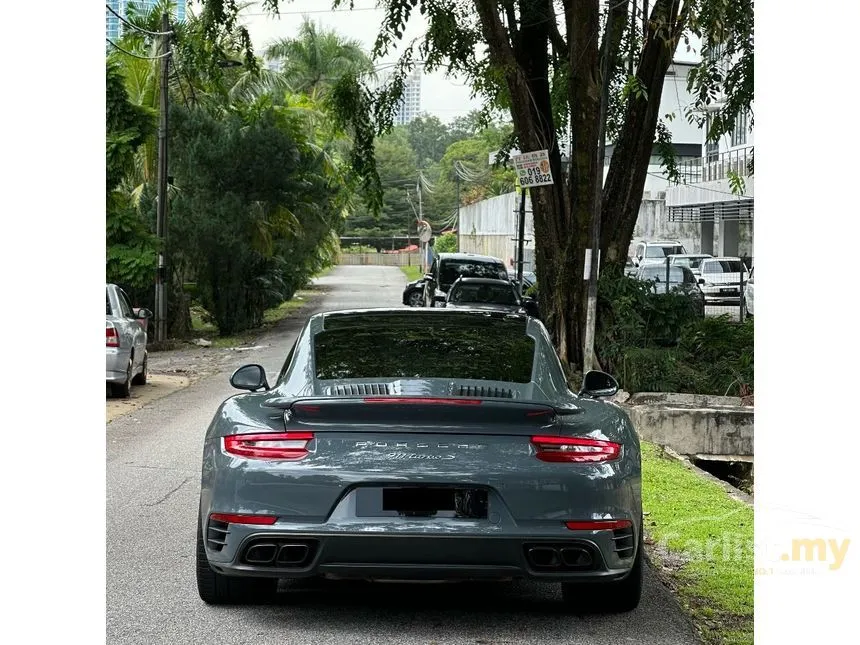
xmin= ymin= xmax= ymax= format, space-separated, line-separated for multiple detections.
xmin=596 ymin=275 xmax=753 ymax=396
xmin=434 ymin=232 xmax=458 ymax=253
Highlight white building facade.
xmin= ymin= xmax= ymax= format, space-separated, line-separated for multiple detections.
xmin=664 ymin=46 xmax=754 ymax=264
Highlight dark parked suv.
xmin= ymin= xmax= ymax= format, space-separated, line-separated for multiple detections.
xmin=423 ymin=253 xmax=509 ymax=307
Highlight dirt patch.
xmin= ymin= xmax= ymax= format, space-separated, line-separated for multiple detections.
xmin=106 ymin=374 xmax=191 ymax=423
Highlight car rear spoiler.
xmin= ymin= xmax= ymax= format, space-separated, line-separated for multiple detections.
xmin=262 ymin=395 xmax=585 ymax=418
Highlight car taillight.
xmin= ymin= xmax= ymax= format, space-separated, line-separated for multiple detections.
xmin=223 ymin=432 xmax=314 ymax=460
xmin=565 ymin=519 xmax=632 ymax=530
xmin=209 ymin=513 xmax=277 ymax=525
xmin=530 ymin=435 xmax=621 ymax=462
xmin=106 ymin=325 xmax=119 ymax=348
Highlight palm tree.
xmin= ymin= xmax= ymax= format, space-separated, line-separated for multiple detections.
xmin=264 ymin=18 xmax=375 ymax=98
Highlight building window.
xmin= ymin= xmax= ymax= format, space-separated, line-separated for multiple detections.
xmin=731 ymin=112 xmax=748 ymax=147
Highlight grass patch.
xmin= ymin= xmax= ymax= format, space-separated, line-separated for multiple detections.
xmin=642 ymin=441 xmax=753 ymax=645
xmin=189 ymin=286 xmax=324 ymax=347
xmin=401 ymin=265 xmax=423 ymax=281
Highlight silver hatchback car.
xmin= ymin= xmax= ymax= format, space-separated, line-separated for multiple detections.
xmin=106 ymin=283 xmax=151 ymax=397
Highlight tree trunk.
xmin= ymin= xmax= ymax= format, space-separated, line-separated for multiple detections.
xmin=475 ymin=0 xmax=688 ymax=372
xmin=601 ymin=0 xmax=687 ymax=273
xmin=474 ymin=0 xmax=582 ymax=369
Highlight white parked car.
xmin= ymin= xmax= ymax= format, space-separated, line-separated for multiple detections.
xmin=668 ymin=253 xmax=713 ymax=277
xmin=106 ymin=283 xmax=151 ymax=397
xmin=697 ymin=257 xmax=749 ymax=306
xmin=631 ymin=240 xmax=687 ymax=269
xmin=744 ymin=267 xmax=754 ymax=318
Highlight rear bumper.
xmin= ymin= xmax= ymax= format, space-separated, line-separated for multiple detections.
xmin=106 ymin=348 xmax=130 ymax=383
xmin=203 ymin=525 xmax=638 ymax=583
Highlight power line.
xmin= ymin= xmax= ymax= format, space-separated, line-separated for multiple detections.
xmin=105 ymin=4 xmax=174 ymax=36
xmin=240 ymin=6 xmax=382 ymax=17
xmin=106 ymin=38 xmax=172 ymax=60
xmin=646 ymin=171 xmax=753 ymax=198
xmin=170 ymin=58 xmax=190 ymax=109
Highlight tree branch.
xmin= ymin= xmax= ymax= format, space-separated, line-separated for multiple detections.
xmin=501 ymin=0 xmax=520 ymax=53
xmin=546 ymin=0 xmax=567 ymax=61
xmin=602 ymin=0 xmax=630 ymax=84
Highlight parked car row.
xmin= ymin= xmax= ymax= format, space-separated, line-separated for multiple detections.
xmin=629 ymin=241 xmax=753 ymax=313
xmin=403 ymin=252 xmax=539 ymax=317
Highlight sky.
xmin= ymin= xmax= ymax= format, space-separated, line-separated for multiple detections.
xmin=212 ymin=1 xmax=703 ymax=125
xmin=228 ymin=0 xmax=483 ymax=123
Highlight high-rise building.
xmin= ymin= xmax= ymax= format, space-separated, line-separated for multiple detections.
xmin=106 ymin=1 xmax=186 ymax=44
xmin=375 ymin=64 xmax=423 ymax=125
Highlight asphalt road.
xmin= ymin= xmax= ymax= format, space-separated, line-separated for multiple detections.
xmin=107 ymin=265 xmax=700 ymax=645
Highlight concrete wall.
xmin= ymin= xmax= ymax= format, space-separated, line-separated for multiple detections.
xmin=621 ymin=392 xmax=754 ymax=459
xmin=629 ymin=194 xmax=703 ymax=256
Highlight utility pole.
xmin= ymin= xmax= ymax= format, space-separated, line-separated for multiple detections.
xmin=417 ymin=175 xmax=425 ymax=272
xmin=154 ymin=12 xmax=171 ymax=343
xmin=516 ymin=188 xmax=527 ymax=298
xmin=455 ymin=172 xmax=461 ymax=225
xmin=629 ymin=0 xmax=636 ymax=76
xmin=643 ymin=0 xmax=649 ymax=37
xmin=583 ymin=3 xmax=614 ymax=373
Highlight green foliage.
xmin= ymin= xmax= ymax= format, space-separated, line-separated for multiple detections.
xmin=106 ymin=59 xmax=158 ymax=292
xmin=434 ymin=232 xmax=458 ymax=253
xmin=167 ymin=102 xmax=344 ymax=335
xmin=264 ymin=17 xmax=375 ymax=97
xmin=345 ymin=127 xmax=418 ymax=235
xmin=596 ymin=275 xmax=753 ymax=396
xmin=727 ymin=169 xmax=746 ymax=195
xmin=106 ymin=60 xmax=155 ymax=196
xmin=685 ymin=0 xmax=754 ymax=161
xmin=406 ymin=114 xmax=454 ymax=167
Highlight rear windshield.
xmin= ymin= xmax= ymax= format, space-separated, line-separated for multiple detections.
xmin=450 ymin=282 xmax=518 ymax=305
xmin=645 ymin=244 xmax=684 ymax=258
xmin=641 ymin=266 xmax=688 ymax=282
xmin=703 ymin=260 xmax=744 ymax=273
xmin=314 ymin=313 xmax=535 ymax=383
xmin=440 ymin=259 xmax=508 ymax=284
xmin=672 ymin=256 xmax=708 ymax=268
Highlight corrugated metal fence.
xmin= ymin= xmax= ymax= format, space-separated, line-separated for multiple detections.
xmin=338 ymin=252 xmax=422 ymax=266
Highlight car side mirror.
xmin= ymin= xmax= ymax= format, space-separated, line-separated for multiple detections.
xmin=424 ymin=274 xmax=433 ymax=281
xmin=134 ymin=307 xmax=153 ymax=319
xmin=579 ymin=370 xmax=619 ymax=399
xmin=523 ymin=299 xmax=540 ymax=318
xmin=230 ymin=364 xmax=270 ymax=392
xmin=698 ymin=278 xmax=705 ymax=285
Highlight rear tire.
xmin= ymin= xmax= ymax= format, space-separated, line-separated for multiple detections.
xmin=561 ymin=530 xmax=643 ymax=614
xmin=111 ymin=360 xmax=132 ymax=398
xmin=131 ymin=352 xmax=147 ymax=385
xmin=196 ymin=517 xmax=278 ymax=605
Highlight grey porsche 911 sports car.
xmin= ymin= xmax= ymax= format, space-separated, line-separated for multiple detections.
xmin=196 ymin=309 xmax=642 ymax=612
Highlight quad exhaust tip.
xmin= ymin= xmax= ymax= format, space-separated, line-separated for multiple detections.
xmin=241 ymin=539 xmax=317 ymax=568
xmin=525 ymin=544 xmax=595 ymax=571
xmin=244 ymin=543 xmax=278 ymax=564
xmin=277 ymin=543 xmax=310 ymax=565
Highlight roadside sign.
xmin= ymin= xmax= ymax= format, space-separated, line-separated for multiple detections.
xmin=512 ymin=150 xmax=554 ymax=187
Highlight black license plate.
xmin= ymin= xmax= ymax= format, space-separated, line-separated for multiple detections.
xmin=361 ymin=487 xmax=489 ymax=519
xmin=384 ymin=487 xmax=454 ymax=513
